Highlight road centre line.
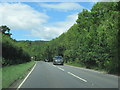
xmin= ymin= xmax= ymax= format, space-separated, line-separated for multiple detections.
xmin=52 ymin=64 xmax=87 ymax=82
xmin=67 ymin=72 xmax=87 ymax=82
xmin=52 ymin=65 xmax=57 ymax=67
xmin=58 ymin=67 xmax=65 ymax=71
xmin=52 ymin=65 xmax=64 ymax=71
xmin=66 ymin=65 xmax=102 ymax=74
xmin=17 ymin=62 xmax=37 ymax=89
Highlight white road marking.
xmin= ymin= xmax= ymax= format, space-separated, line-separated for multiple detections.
xmin=17 ymin=62 xmax=37 ymax=89
xmin=67 ymin=72 xmax=87 ymax=82
xmin=65 ymin=65 xmax=118 ymax=78
xmin=53 ymin=65 xmax=57 ymax=67
xmin=66 ymin=65 xmax=103 ymax=74
xmin=52 ymin=65 xmax=65 ymax=71
xmin=58 ymin=67 xmax=65 ymax=71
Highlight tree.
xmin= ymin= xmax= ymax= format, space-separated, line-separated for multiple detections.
xmin=0 ymin=25 xmax=12 ymax=36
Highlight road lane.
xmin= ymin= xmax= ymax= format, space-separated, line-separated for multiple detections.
xmin=21 ymin=61 xmax=87 ymax=88
xmin=60 ymin=64 xmax=118 ymax=88
xmin=20 ymin=61 xmax=118 ymax=88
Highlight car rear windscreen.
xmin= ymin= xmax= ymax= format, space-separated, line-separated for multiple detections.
xmin=54 ymin=56 xmax=62 ymax=59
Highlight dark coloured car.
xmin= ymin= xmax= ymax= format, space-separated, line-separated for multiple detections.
xmin=53 ymin=56 xmax=64 ymax=65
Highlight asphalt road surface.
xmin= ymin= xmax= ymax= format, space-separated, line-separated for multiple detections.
xmin=20 ymin=61 xmax=118 ymax=88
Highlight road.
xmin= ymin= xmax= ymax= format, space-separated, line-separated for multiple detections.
xmin=20 ymin=61 xmax=118 ymax=88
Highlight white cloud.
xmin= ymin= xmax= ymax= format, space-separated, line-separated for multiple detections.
xmin=29 ymin=13 xmax=78 ymax=40
xmin=0 ymin=3 xmax=49 ymax=30
xmin=40 ymin=3 xmax=85 ymax=11
xmin=0 ymin=3 xmax=78 ymax=40
xmin=55 ymin=13 xmax=78 ymax=33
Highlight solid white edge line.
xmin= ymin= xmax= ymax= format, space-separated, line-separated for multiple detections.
xmin=17 ymin=62 xmax=37 ymax=89
xmin=67 ymin=72 xmax=87 ymax=82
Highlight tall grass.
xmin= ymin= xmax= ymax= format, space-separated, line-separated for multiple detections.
xmin=2 ymin=61 xmax=35 ymax=88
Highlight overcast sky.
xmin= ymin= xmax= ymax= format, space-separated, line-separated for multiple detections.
xmin=0 ymin=2 xmax=95 ymax=41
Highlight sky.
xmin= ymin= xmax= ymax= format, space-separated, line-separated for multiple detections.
xmin=0 ymin=2 xmax=95 ymax=41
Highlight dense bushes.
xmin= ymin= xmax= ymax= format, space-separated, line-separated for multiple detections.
xmin=1 ymin=31 xmax=31 ymax=66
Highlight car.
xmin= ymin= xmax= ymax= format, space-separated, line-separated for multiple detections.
xmin=44 ymin=59 xmax=49 ymax=62
xmin=53 ymin=56 xmax=64 ymax=65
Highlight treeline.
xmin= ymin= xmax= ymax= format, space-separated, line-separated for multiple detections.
xmin=0 ymin=25 xmax=48 ymax=66
xmin=1 ymin=2 xmax=119 ymax=74
xmin=17 ymin=40 xmax=49 ymax=61
xmin=1 ymin=26 xmax=31 ymax=66
xmin=37 ymin=2 xmax=119 ymax=74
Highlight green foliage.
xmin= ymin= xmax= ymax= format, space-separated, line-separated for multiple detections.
xmin=37 ymin=2 xmax=119 ymax=74
xmin=0 ymin=25 xmax=12 ymax=36
xmin=2 ymin=61 xmax=35 ymax=88
xmin=1 ymin=31 xmax=31 ymax=66
xmin=1 ymin=2 xmax=119 ymax=75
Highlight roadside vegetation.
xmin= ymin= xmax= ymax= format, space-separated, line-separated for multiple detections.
xmin=6 ymin=2 xmax=118 ymax=75
xmin=0 ymin=26 xmax=36 ymax=88
xmin=65 ymin=62 xmax=107 ymax=73
xmin=0 ymin=2 xmax=119 ymax=89
xmin=2 ymin=61 xmax=35 ymax=88
xmin=36 ymin=2 xmax=119 ymax=75
xmin=1 ymin=26 xmax=31 ymax=66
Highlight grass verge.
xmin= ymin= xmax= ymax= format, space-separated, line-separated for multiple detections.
xmin=65 ymin=62 xmax=85 ymax=68
xmin=65 ymin=62 xmax=106 ymax=73
xmin=2 ymin=61 xmax=35 ymax=88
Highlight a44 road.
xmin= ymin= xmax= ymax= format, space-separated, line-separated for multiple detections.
xmin=19 ymin=61 xmax=118 ymax=88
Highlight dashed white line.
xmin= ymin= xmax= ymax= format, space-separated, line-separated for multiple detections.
xmin=52 ymin=65 xmax=57 ymax=67
xmin=66 ymin=65 xmax=103 ymax=74
xmin=52 ymin=65 xmax=65 ymax=71
xmin=58 ymin=67 xmax=65 ymax=71
xmin=52 ymin=64 xmax=87 ymax=82
xmin=67 ymin=72 xmax=87 ymax=82
xmin=17 ymin=62 xmax=37 ymax=89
